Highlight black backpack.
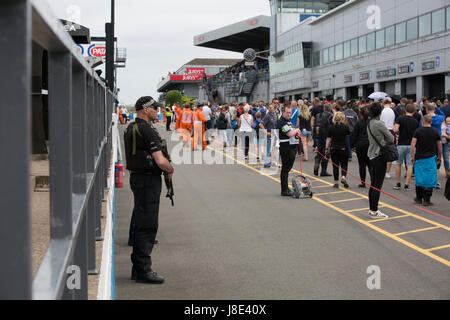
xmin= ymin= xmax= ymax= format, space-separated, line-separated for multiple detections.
xmin=315 ymin=112 xmax=332 ymax=140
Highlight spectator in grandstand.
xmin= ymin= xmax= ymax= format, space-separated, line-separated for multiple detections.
xmin=326 ymin=112 xmax=350 ymax=189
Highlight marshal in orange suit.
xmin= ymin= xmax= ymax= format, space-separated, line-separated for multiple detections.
xmin=180 ymin=104 xmax=194 ymax=146
xmin=193 ymin=105 xmax=207 ymax=151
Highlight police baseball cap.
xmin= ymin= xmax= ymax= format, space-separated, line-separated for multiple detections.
xmin=135 ymin=96 xmax=163 ymax=110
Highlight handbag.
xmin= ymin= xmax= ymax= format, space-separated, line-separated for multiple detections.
xmin=368 ymin=120 xmax=398 ymax=162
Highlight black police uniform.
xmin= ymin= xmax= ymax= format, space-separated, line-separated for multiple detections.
xmin=277 ymin=116 xmax=300 ymax=194
xmin=124 ymin=118 xmax=164 ymax=279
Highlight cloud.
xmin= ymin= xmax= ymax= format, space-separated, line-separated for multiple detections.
xmin=44 ymin=0 xmax=270 ymax=104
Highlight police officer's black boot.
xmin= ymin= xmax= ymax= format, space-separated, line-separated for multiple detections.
xmin=281 ymin=189 xmax=293 ymax=197
xmin=135 ymin=270 xmax=165 ymax=284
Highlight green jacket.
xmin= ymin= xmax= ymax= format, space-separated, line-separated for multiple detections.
xmin=367 ymin=119 xmax=395 ymax=159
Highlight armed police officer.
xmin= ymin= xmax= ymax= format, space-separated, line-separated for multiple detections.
xmin=277 ymin=105 xmax=301 ymax=196
xmin=124 ymin=96 xmax=174 ymax=284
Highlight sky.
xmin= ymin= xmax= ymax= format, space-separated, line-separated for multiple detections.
xmin=45 ymin=0 xmax=271 ymax=105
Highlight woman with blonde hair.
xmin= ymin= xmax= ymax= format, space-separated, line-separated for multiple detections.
xmin=326 ymin=111 xmax=350 ymax=188
xmin=297 ymin=103 xmax=312 ymax=160
xmin=238 ymin=105 xmax=254 ymax=160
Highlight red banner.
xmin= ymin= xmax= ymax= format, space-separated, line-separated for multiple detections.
xmin=186 ymin=67 xmax=205 ymax=75
xmin=170 ymin=74 xmax=211 ymax=81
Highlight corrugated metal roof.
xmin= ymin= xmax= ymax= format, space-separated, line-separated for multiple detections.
xmin=184 ymin=58 xmax=243 ymax=66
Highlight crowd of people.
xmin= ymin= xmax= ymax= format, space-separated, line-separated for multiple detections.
xmin=211 ymin=58 xmax=270 ymax=84
xmin=165 ymin=96 xmax=450 ymax=214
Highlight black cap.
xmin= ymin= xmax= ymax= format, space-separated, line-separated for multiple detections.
xmin=135 ymin=96 xmax=163 ymax=111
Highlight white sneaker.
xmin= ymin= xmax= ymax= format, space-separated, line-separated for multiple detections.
xmin=385 ymin=173 xmax=391 ymax=179
xmin=369 ymin=210 xmax=389 ymax=219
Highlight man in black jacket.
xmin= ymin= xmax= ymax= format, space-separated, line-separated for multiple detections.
xmin=313 ymin=103 xmax=333 ymax=177
xmin=125 ymin=96 xmax=175 ymax=284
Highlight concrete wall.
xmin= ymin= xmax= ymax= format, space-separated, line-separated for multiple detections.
xmin=271 ymin=0 xmax=450 ymax=99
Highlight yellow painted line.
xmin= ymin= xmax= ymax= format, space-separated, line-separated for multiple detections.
xmin=367 ymin=215 xmax=410 ymax=223
xmin=314 ymin=191 xmax=348 ymax=197
xmin=299 ymin=171 xmax=450 ymax=232
xmin=394 ymin=227 xmax=441 ymax=237
xmin=327 ymin=197 xmax=366 ymax=204
xmin=346 ymin=207 xmax=372 ymax=213
xmin=313 ymin=185 xmax=335 ymax=189
xmin=426 ymin=244 xmax=450 ymax=252
xmin=201 ymin=139 xmax=450 ymax=267
xmin=310 ymin=193 xmax=450 ymax=267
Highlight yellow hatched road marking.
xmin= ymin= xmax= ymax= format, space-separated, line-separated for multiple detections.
xmin=395 ymin=227 xmax=441 ymax=236
xmin=327 ymin=197 xmax=365 ymax=204
xmin=314 ymin=191 xmax=348 ymax=196
xmin=182 ymin=135 xmax=450 ymax=267
xmin=427 ymin=244 xmax=450 ymax=252
xmin=313 ymin=185 xmax=335 ymax=189
xmin=367 ymin=214 xmax=410 ymax=223
xmin=298 ymin=171 xmax=450 ymax=232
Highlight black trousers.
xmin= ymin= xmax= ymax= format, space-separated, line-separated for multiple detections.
xmin=356 ymin=145 xmax=370 ymax=183
xmin=330 ymin=147 xmax=348 ymax=181
xmin=416 ymin=186 xmax=433 ymax=203
xmin=280 ymin=144 xmax=297 ymax=192
xmin=166 ymin=116 xmax=172 ymax=131
xmin=129 ymin=173 xmax=162 ymax=276
xmin=368 ymin=156 xmax=387 ymax=212
xmin=314 ymin=140 xmax=329 ymax=174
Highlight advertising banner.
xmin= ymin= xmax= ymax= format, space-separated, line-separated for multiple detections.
xmin=186 ymin=68 xmax=205 ymax=75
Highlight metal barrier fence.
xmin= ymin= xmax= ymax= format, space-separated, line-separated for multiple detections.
xmin=0 ymin=0 xmax=115 ymax=299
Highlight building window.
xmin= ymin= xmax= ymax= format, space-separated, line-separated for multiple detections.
xmin=329 ymin=45 xmax=335 ymax=63
xmin=376 ymin=29 xmax=385 ymax=49
xmin=335 ymin=43 xmax=343 ymax=60
xmin=367 ymin=32 xmax=375 ymax=51
xmin=385 ymin=26 xmax=395 ymax=47
xmin=323 ymin=48 xmax=329 ymax=64
xmin=432 ymin=8 xmax=445 ymax=34
xmin=396 ymin=22 xmax=406 ymax=44
xmin=351 ymin=38 xmax=358 ymax=56
xmin=419 ymin=13 xmax=431 ymax=37
xmin=312 ymin=51 xmax=320 ymax=67
xmin=343 ymin=41 xmax=351 ymax=58
xmin=407 ymin=17 xmax=418 ymax=41
xmin=447 ymin=7 xmax=450 ymax=30
xmin=359 ymin=35 xmax=367 ymax=54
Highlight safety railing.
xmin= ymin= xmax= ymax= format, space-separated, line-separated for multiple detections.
xmin=0 ymin=0 xmax=115 ymax=299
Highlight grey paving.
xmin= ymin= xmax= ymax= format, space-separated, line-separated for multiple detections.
xmin=115 ymin=124 xmax=450 ymax=300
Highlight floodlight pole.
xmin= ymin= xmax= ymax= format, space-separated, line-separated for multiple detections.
xmin=106 ymin=0 xmax=115 ymax=93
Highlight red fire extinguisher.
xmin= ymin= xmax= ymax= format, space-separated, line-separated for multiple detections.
xmin=115 ymin=161 xmax=124 ymax=188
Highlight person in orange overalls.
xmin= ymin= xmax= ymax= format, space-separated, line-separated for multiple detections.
xmin=193 ymin=105 xmax=207 ymax=151
xmin=180 ymin=103 xmax=194 ymax=146
xmin=175 ymin=103 xmax=183 ymax=130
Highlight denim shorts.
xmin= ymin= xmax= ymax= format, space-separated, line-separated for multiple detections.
xmin=300 ymin=130 xmax=312 ymax=138
xmin=397 ymin=145 xmax=412 ymax=166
